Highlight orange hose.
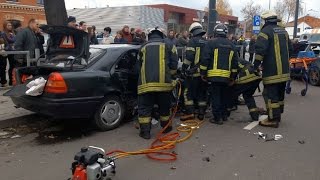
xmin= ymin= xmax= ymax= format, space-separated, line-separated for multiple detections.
xmin=106 ymin=81 xmax=203 ymax=162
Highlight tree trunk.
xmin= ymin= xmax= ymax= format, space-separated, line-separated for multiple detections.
xmin=44 ymin=0 xmax=68 ymax=26
xmin=286 ymin=13 xmax=291 ymax=24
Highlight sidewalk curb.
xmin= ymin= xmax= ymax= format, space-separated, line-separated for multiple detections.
xmin=0 ymin=113 xmax=35 ymax=129
xmin=0 ymin=86 xmax=12 ymax=91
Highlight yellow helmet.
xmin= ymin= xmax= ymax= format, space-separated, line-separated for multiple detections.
xmin=261 ymin=10 xmax=278 ymax=20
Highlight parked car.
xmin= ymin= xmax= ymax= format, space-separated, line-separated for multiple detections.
xmin=4 ymin=25 xmax=140 ymax=131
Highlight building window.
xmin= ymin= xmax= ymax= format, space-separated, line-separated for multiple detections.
xmin=37 ymin=0 xmax=44 ymax=5
xmin=6 ymin=0 xmax=19 ymax=2
xmin=297 ymin=28 xmax=301 ymax=33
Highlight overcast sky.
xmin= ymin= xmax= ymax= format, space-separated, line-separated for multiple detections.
xmin=65 ymin=0 xmax=319 ymax=20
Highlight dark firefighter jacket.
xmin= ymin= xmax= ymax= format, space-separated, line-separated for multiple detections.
xmin=200 ymin=37 xmax=239 ymax=83
xmin=138 ymin=40 xmax=178 ymax=95
xmin=236 ymin=59 xmax=261 ymax=84
xmin=254 ymin=22 xmax=293 ymax=85
xmin=182 ymin=36 xmax=207 ymax=77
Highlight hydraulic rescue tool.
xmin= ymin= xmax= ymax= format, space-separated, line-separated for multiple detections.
xmin=70 ymin=79 xmax=204 ymax=180
xmin=71 ymin=146 xmax=116 ymax=180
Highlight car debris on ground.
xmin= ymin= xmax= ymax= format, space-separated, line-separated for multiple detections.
xmin=10 ymin=135 xmax=22 ymax=139
xmin=254 ymin=132 xmax=283 ymax=142
xmin=202 ymin=157 xmax=211 ymax=162
xmin=170 ymin=166 xmax=177 ymax=170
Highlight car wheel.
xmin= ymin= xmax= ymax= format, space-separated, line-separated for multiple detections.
xmin=309 ymin=66 xmax=320 ymax=86
xmin=286 ymin=87 xmax=291 ymax=94
xmin=94 ymin=96 xmax=125 ymax=131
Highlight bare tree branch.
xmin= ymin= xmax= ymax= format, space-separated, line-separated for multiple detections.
xmin=241 ymin=0 xmax=262 ymax=31
xmin=241 ymin=0 xmax=262 ymax=21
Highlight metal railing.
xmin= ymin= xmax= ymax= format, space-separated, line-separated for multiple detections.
xmin=0 ymin=49 xmax=41 ymax=67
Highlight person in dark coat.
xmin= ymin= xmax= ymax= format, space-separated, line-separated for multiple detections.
xmin=164 ymin=30 xmax=178 ymax=46
xmin=67 ymin=16 xmax=77 ymax=28
xmin=35 ymin=28 xmax=45 ymax=57
xmin=249 ymin=35 xmax=256 ymax=63
xmin=0 ymin=35 xmax=7 ymax=87
xmin=177 ymin=31 xmax=189 ymax=47
xmin=0 ymin=21 xmax=16 ymax=86
xmin=114 ymin=31 xmax=128 ymax=44
xmin=122 ymin=25 xmax=132 ymax=43
xmin=14 ymin=18 xmax=39 ymax=67
xmin=132 ymin=29 xmax=146 ymax=45
xmin=90 ymin=26 xmax=99 ymax=45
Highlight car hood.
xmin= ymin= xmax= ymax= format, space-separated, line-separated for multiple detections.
xmin=41 ymin=25 xmax=90 ymax=62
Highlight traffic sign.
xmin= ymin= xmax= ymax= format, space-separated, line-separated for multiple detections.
xmin=60 ymin=36 xmax=75 ymax=49
xmin=253 ymin=15 xmax=261 ymax=26
xmin=253 ymin=15 xmax=261 ymax=34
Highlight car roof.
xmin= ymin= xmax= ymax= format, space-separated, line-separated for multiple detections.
xmin=90 ymin=44 xmax=141 ymax=50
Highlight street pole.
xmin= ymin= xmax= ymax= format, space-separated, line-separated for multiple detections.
xmin=208 ymin=0 xmax=217 ymax=37
xmin=293 ymin=0 xmax=300 ymax=38
xmin=269 ymin=0 xmax=271 ymax=10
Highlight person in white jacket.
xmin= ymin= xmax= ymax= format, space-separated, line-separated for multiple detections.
xmin=101 ymin=27 xmax=114 ymax=44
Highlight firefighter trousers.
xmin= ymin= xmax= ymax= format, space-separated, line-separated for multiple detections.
xmin=184 ymin=77 xmax=207 ymax=115
xmin=262 ymin=82 xmax=286 ymax=122
xmin=138 ymin=92 xmax=172 ymax=127
xmin=210 ymin=82 xmax=229 ymax=120
xmin=234 ymin=80 xmax=261 ymax=121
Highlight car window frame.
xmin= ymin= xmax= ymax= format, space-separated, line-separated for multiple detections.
xmin=110 ymin=49 xmax=139 ymax=74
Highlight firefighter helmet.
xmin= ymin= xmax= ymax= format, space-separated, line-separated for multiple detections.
xmin=261 ymin=10 xmax=280 ymax=22
xmin=148 ymin=26 xmax=164 ymax=39
xmin=213 ymin=23 xmax=228 ymax=37
xmin=189 ymin=22 xmax=206 ymax=36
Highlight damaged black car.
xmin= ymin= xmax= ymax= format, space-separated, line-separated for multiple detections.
xmin=4 ymin=25 xmax=140 ymax=131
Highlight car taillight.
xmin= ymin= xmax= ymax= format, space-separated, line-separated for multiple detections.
xmin=12 ymin=68 xmax=17 ymax=86
xmin=21 ymin=74 xmax=29 ymax=83
xmin=45 ymin=72 xmax=68 ymax=94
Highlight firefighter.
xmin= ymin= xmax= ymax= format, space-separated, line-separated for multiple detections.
xmin=137 ymin=27 xmax=178 ymax=139
xmin=254 ymin=11 xmax=292 ymax=128
xmin=231 ymin=59 xmax=262 ymax=121
xmin=180 ymin=22 xmax=207 ymax=121
xmin=200 ymin=24 xmax=238 ymax=125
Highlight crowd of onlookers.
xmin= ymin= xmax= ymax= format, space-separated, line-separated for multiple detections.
xmin=66 ymin=16 xmax=148 ymax=45
xmin=0 ymin=19 xmax=45 ymax=87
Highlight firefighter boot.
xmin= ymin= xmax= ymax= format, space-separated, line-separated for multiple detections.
xmin=160 ymin=121 xmax=172 ymax=134
xmin=180 ymin=114 xmax=195 ymax=121
xmin=139 ymin=123 xmax=151 ymax=139
xmin=210 ymin=116 xmax=223 ymax=125
xmin=222 ymin=115 xmax=228 ymax=122
xmin=250 ymin=112 xmax=260 ymax=122
xmin=197 ymin=108 xmax=205 ymax=121
xmin=259 ymin=119 xmax=279 ymax=128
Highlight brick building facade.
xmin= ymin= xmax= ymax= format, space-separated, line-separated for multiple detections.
xmin=147 ymin=4 xmax=238 ymax=34
xmin=0 ymin=0 xmax=46 ymax=30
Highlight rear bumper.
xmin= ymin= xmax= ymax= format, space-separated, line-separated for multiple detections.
xmin=10 ymin=96 xmax=103 ymax=119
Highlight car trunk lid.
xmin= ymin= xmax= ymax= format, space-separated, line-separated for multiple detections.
xmin=40 ymin=25 xmax=90 ymax=64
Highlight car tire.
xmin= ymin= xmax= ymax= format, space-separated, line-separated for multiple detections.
xmin=94 ymin=95 xmax=125 ymax=131
xmin=309 ymin=66 xmax=320 ymax=86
